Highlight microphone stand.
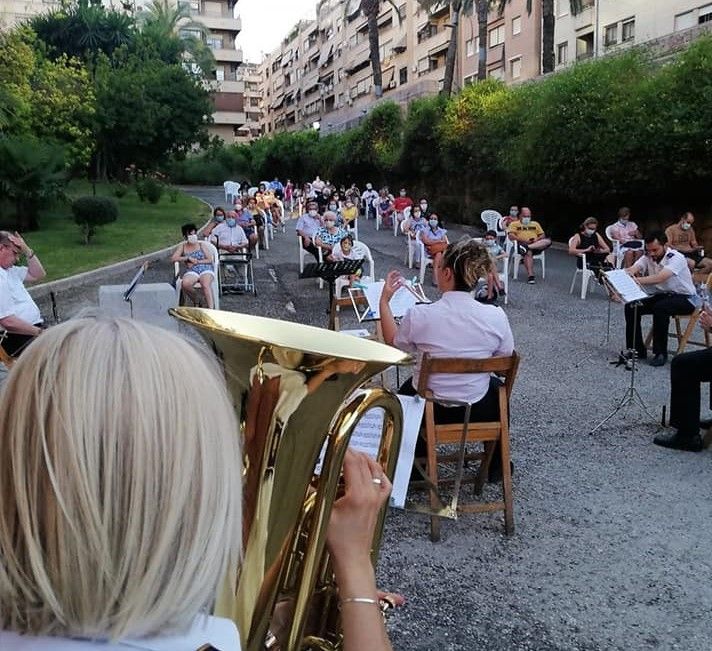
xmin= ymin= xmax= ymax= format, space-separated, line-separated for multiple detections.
xmin=589 ymin=297 xmax=657 ymax=434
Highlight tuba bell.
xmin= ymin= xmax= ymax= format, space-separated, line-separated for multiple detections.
xmin=170 ymin=308 xmax=411 ymax=651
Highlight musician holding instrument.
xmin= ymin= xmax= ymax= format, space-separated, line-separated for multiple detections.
xmin=0 ymin=230 xmax=46 ymax=357
xmin=0 ymin=317 xmax=394 ymax=651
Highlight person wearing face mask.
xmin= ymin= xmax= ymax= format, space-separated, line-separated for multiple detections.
xmin=315 ymin=211 xmax=348 ymax=262
xmin=623 ymin=231 xmax=697 ymax=367
xmin=664 ymin=211 xmax=707 ymax=272
xmin=609 ymin=206 xmax=643 ymax=268
xmin=342 ymin=198 xmax=359 ymax=230
xmin=295 ymin=201 xmax=323 ymax=260
xmin=201 ymin=206 xmax=226 ymax=239
xmin=210 ymin=211 xmax=249 ymax=256
xmin=479 ymin=230 xmax=508 ymax=302
xmin=417 ymin=197 xmax=432 ymax=219
xmin=171 ymin=223 xmax=216 ymax=309
xmin=506 ymin=206 xmax=552 ymax=284
xmin=568 ymin=217 xmax=611 ymax=274
xmin=361 ymin=183 xmax=378 ymax=219
xmin=376 ymin=189 xmax=395 ymax=230
xmin=501 ymin=205 xmax=520 ymax=230
xmin=420 ymin=213 xmax=449 ymax=286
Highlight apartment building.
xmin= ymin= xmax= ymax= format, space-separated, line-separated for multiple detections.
xmin=0 ymin=0 xmax=245 ymax=143
xmin=234 ymin=61 xmax=263 ymax=143
xmin=553 ymin=0 xmax=712 ymax=69
xmin=459 ymin=0 xmax=542 ymax=85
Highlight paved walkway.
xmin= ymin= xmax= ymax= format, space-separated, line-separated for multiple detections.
xmin=29 ymin=187 xmax=712 ymax=650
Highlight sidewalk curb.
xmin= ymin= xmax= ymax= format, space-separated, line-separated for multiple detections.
xmin=29 ymin=197 xmax=214 ymax=300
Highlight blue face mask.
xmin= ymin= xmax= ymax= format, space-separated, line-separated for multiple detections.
xmin=215 ymin=215 xmax=225 ymax=222
xmin=226 ymin=218 xmax=236 ymax=227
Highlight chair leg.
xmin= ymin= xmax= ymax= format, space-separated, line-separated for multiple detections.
xmin=675 ymin=314 xmax=698 ymax=355
xmin=581 ymin=270 xmax=590 ymax=300
xmin=426 ymin=425 xmax=441 ymax=542
xmin=474 ymin=441 xmax=495 ymax=496
xmin=541 ymin=254 xmax=546 ymax=279
xmin=569 ymin=270 xmax=577 ymax=295
xmin=500 ymin=433 xmax=514 ymax=536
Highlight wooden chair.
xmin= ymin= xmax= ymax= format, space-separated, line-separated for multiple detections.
xmin=414 ymin=352 xmax=520 ymax=541
xmin=0 ymin=329 xmax=15 ymax=370
xmin=644 ymin=272 xmax=712 ymax=355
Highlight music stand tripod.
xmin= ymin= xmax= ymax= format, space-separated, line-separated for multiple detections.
xmin=589 ymin=298 xmax=657 ymax=434
xmin=300 ymin=259 xmax=364 ymax=329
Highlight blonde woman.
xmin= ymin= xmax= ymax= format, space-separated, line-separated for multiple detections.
xmin=0 ymin=318 xmax=393 ymax=651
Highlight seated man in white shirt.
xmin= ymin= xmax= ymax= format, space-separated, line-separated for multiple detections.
xmin=295 ymin=201 xmax=323 ymax=261
xmin=0 ymin=230 xmax=46 ymax=357
xmin=210 ymin=212 xmax=249 ymax=253
xmin=624 ymin=231 xmax=697 ymax=367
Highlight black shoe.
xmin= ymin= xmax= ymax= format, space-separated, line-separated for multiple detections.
xmin=653 ymin=431 xmax=703 ymax=452
xmin=527 ymin=276 xmax=535 ymax=284
xmin=649 ymin=354 xmax=667 ymax=367
xmin=487 ymin=460 xmax=514 ymax=483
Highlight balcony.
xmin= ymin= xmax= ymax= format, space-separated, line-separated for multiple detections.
xmin=198 ymin=13 xmax=242 ymax=33
xmin=213 ymin=47 xmax=243 ymax=63
xmin=212 ymin=110 xmax=247 ymax=126
xmin=218 ymin=80 xmax=245 ymax=94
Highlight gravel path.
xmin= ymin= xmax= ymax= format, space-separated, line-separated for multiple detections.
xmin=32 ymin=187 xmax=712 ymax=651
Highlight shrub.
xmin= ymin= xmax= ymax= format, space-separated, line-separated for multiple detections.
xmin=72 ymin=195 xmax=118 ymax=244
xmin=113 ymin=182 xmax=128 ymax=198
xmin=135 ymin=176 xmax=163 ymax=203
xmin=168 ymin=186 xmax=179 ymax=202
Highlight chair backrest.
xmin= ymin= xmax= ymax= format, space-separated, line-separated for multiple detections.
xmin=604 ymin=224 xmax=619 ymax=244
xmin=416 ymin=353 xmax=520 ymax=402
xmin=351 ymin=240 xmax=375 ymax=279
xmin=481 ymin=210 xmax=503 ymax=233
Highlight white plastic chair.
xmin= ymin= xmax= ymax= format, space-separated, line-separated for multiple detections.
xmin=401 ymin=220 xmax=417 ymax=268
xmin=174 ymin=241 xmax=220 ymax=310
xmin=511 ymin=239 xmax=546 ymax=280
xmin=374 ymin=198 xmax=382 ymax=231
xmin=223 ymin=181 xmax=239 ymax=205
xmin=605 ymin=224 xmax=643 ymax=269
xmin=416 ymin=231 xmax=434 ymax=285
xmin=497 ymin=252 xmax=510 ymax=306
xmin=298 ymin=233 xmax=323 ymax=288
xmin=393 ymin=206 xmax=411 ymax=237
xmin=568 ymin=235 xmax=595 ymax=300
xmin=347 ymin=218 xmax=359 ymax=241
xmin=481 ymin=210 xmax=505 ymax=240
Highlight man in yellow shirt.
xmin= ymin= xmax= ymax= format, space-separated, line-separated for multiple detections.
xmin=506 ymin=206 xmax=552 ymax=284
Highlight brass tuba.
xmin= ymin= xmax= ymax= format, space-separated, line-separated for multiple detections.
xmin=170 ymin=308 xmax=411 ymax=651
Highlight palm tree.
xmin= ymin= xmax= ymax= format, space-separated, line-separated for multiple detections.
xmin=417 ymin=0 xmax=475 ymax=96
xmin=346 ymin=0 xmax=401 ymax=98
xmin=137 ymin=0 xmax=215 ymax=76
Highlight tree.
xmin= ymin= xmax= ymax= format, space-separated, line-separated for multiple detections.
xmin=418 ymin=1 xmax=474 ymax=96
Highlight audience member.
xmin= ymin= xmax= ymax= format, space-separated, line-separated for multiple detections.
xmin=332 ymin=234 xmax=364 ymax=284
xmin=417 ymin=197 xmax=432 ymax=219
xmin=623 ymin=231 xmax=697 ymax=367
xmin=568 ymin=217 xmax=611 ymax=273
xmin=393 ymin=188 xmax=413 ymax=230
xmin=0 ymin=317 xmax=395 ymax=651
xmin=377 ymin=189 xmax=395 ymax=230
xmin=653 ymin=309 xmax=712 ymax=451
xmin=237 ymin=199 xmax=259 ymax=250
xmin=211 ymin=211 xmax=249 ymax=254
xmin=665 ymin=211 xmax=708 ymax=272
xmin=419 ymin=213 xmax=448 ymax=286
xmin=506 ymin=206 xmax=552 ymax=284
xmin=609 ymin=207 xmax=643 ymax=268
xmin=481 ymin=230 xmax=508 ymax=301
xmin=361 ymin=183 xmax=378 ymax=219
xmin=501 ymin=206 xmax=519 ymax=229
xmin=0 ymin=231 xmax=46 ymax=357
xmin=342 ymin=198 xmax=359 ymax=229
xmin=315 ymin=211 xmax=348 ymax=261
xmin=201 ymin=206 xmax=227 ymax=239
xmin=296 ymin=201 xmax=323 ymax=260
xmin=171 ymin=223 xmax=216 ymax=309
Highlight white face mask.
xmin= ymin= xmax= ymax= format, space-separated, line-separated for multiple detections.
xmin=584 ymin=228 xmax=596 ymax=236
xmin=429 ymin=219 xmax=438 ymax=228
xmin=618 ymin=218 xmax=628 ymax=225
xmin=187 ymin=234 xmax=198 ymax=244
xmin=309 ymin=210 xmax=318 ymax=217
xmin=681 ymin=222 xmax=691 ymax=231
xmin=324 ymin=220 xmax=335 ymax=228
xmin=484 ymin=239 xmax=496 ymax=247
xmin=420 ymin=203 xmax=428 ymax=209
xmin=521 ymin=217 xmax=531 ymax=225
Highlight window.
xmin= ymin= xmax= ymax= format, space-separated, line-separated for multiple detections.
xmin=206 ymin=36 xmax=222 ymax=49
xmin=556 ymin=0 xmax=568 ymax=17
xmin=489 ymin=24 xmax=505 ymax=47
xmin=399 ymin=66 xmax=408 ymax=85
xmin=379 ymin=40 xmax=392 ymax=61
xmin=576 ymin=31 xmax=594 ymax=60
xmin=488 ymin=66 xmax=504 ymax=80
xmin=463 ymin=73 xmax=476 ymax=86
xmin=700 ymin=4 xmax=712 ymax=24
xmin=675 ymin=10 xmax=695 ymax=31
xmin=215 ymin=68 xmax=225 ymax=81
xmin=621 ymin=18 xmax=635 ymax=42
xmin=180 ymin=28 xmax=202 ymax=40
xmin=417 ymin=56 xmax=429 ymax=73
xmin=604 ymin=23 xmax=618 ymax=46
xmin=466 ymin=38 xmax=475 ymax=57
xmin=557 ymin=41 xmax=568 ymax=65
xmin=510 ymin=56 xmax=522 ymax=79
xmin=512 ymin=16 xmax=521 ymax=36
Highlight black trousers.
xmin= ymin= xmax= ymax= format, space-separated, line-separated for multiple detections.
xmin=624 ymin=294 xmax=694 ymax=357
xmin=670 ymin=347 xmax=712 ymax=437
xmin=1 ymin=332 xmax=36 ymax=357
xmin=399 ymin=376 xmax=502 ymax=459
xmin=302 ymin=240 xmax=320 ymax=261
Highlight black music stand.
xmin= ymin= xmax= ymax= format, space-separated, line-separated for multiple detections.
xmin=300 ymin=260 xmax=364 ymax=328
xmin=123 ymin=262 xmax=149 ymax=318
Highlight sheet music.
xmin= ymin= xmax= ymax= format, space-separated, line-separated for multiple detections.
xmin=604 ymin=269 xmax=649 ymax=303
xmin=362 ymin=280 xmax=428 ymax=320
xmin=312 ymin=395 xmax=424 ymax=510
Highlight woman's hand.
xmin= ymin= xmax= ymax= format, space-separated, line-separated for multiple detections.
xmin=327 ymin=451 xmax=391 ymax=570
xmin=381 ymin=270 xmax=403 ymax=302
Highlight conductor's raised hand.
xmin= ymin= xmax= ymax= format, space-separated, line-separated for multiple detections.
xmin=381 ymin=270 xmax=404 ymax=302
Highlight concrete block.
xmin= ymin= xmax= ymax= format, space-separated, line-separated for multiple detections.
xmin=98 ymin=283 xmax=178 ymax=332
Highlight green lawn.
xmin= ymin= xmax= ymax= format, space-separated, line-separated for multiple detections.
xmin=25 ymin=181 xmax=210 ymax=282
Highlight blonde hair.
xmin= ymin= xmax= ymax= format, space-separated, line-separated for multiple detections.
xmin=442 ymin=237 xmax=494 ymax=291
xmin=0 ymin=317 xmax=242 ymax=640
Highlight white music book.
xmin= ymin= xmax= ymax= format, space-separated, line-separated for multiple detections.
xmin=361 ymin=279 xmax=430 ymax=320
xmin=604 ymin=269 xmax=649 ymax=303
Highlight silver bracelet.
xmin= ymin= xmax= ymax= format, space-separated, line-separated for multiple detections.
xmin=340 ymin=597 xmax=379 ymax=606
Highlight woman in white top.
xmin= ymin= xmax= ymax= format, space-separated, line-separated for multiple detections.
xmin=379 ymin=239 xmax=514 ymax=473
xmin=0 ymin=318 xmax=394 ymax=651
